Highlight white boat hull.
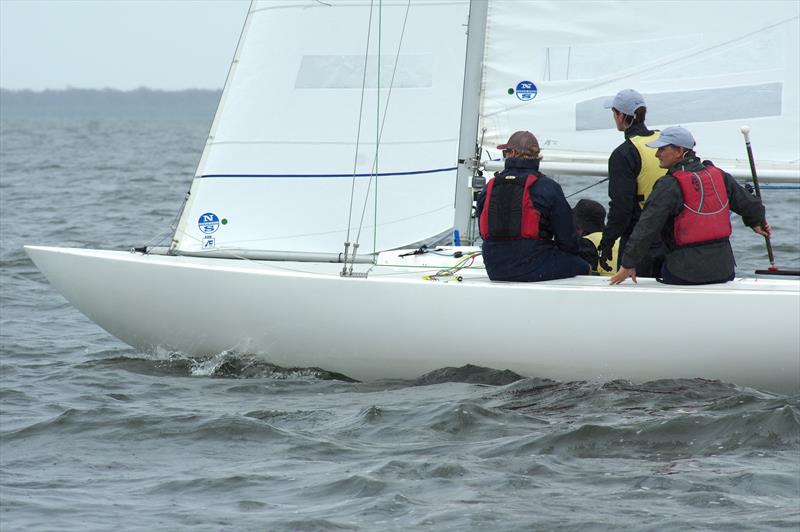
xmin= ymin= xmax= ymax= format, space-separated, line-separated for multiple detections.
xmin=25 ymin=245 xmax=800 ymax=393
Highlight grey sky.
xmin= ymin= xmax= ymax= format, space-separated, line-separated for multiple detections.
xmin=0 ymin=0 xmax=250 ymax=90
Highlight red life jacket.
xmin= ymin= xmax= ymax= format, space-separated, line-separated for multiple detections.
xmin=479 ymin=173 xmax=542 ymax=240
xmin=672 ymin=165 xmax=731 ymax=246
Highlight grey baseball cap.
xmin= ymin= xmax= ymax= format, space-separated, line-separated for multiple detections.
xmin=603 ymin=89 xmax=646 ymax=116
xmin=646 ymin=126 xmax=696 ymax=149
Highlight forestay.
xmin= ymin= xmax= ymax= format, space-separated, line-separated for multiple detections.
xmin=480 ymin=1 xmax=800 ymax=173
xmin=172 ymin=0 xmax=471 ymax=255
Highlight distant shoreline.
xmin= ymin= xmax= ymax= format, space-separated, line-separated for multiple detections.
xmin=0 ymin=88 xmax=222 ymax=120
xmin=0 ymin=87 xmax=222 ymax=93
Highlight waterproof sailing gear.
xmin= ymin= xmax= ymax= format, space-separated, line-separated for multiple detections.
xmin=584 ymin=232 xmax=619 ymax=276
xmin=476 ymin=158 xmax=589 ymax=282
xmin=671 ymin=165 xmax=731 ymax=246
xmin=601 ymin=123 xmax=666 ymax=276
xmin=630 ymin=132 xmax=663 ymax=208
xmin=620 ymin=155 xmax=765 ymax=284
xmin=479 ymin=173 xmax=542 ymax=241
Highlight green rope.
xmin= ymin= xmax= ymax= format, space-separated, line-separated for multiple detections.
xmin=422 ymin=252 xmax=482 ymax=282
xmin=373 ymin=0 xmax=381 ymax=262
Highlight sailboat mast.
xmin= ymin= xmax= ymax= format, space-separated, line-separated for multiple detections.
xmin=453 ymin=0 xmax=487 ymax=245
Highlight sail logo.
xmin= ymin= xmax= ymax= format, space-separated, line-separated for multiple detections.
xmin=198 ymin=212 xmax=220 ymax=234
xmin=515 ymin=81 xmax=538 ymax=102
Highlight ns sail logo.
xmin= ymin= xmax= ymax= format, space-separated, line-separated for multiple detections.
xmin=198 ymin=213 xmax=220 ymax=234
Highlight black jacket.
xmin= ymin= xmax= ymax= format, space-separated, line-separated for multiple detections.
xmin=621 ymin=155 xmax=766 ymax=282
xmin=602 ymin=123 xmax=660 ymax=245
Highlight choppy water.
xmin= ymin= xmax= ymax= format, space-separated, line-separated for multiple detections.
xmin=1 ymin=104 xmax=799 ymax=531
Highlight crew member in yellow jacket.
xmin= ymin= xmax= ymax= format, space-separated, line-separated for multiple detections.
xmin=600 ymin=89 xmax=665 ymax=276
xmin=573 ymin=199 xmax=619 ymax=276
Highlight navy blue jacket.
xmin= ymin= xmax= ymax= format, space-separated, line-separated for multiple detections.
xmin=476 ymin=158 xmax=584 ymax=280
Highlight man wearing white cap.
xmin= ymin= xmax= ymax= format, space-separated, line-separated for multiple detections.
xmin=600 ymin=89 xmax=665 ymax=277
xmin=609 ymin=126 xmax=771 ymax=285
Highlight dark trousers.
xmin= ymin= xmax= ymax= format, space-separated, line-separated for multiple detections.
xmin=483 ymin=241 xmax=591 ymax=282
xmin=619 ymin=236 xmax=665 ymax=278
xmin=658 ymin=264 xmax=734 ymax=285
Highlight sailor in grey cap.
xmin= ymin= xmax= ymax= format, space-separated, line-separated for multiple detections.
xmin=645 ymin=125 xmax=696 ymax=151
xmin=609 ymin=126 xmax=771 ymax=286
xmin=605 ymin=89 xmax=646 ymax=119
xmin=599 ymin=89 xmax=665 ymax=278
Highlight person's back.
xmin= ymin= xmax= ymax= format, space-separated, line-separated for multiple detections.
xmin=477 ymin=131 xmax=590 ymax=282
xmin=599 ymin=89 xmax=665 ymax=276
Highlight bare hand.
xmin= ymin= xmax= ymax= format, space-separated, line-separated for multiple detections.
xmin=609 ymin=266 xmax=637 ymax=285
xmin=752 ymin=220 xmax=772 ymax=238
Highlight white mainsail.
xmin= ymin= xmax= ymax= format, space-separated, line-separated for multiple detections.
xmin=173 ymin=0 xmax=471 ymax=256
xmin=480 ymin=0 xmax=800 ymax=177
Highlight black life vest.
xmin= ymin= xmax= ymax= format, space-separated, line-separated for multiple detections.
xmin=479 ymin=173 xmax=542 ymax=240
xmin=672 ymin=165 xmax=731 ymax=246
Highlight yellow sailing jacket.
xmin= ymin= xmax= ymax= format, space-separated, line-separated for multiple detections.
xmin=629 ymin=131 xmax=663 ymax=208
xmin=584 ymin=231 xmax=619 ymax=276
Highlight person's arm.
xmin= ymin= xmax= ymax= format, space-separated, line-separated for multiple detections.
xmin=723 ymin=172 xmax=767 ymax=232
xmin=578 ymin=237 xmax=599 ymax=271
xmin=475 ymin=187 xmax=487 ymax=219
xmin=547 ymin=182 xmax=581 ymax=254
xmin=602 ymin=145 xmax=639 ymax=244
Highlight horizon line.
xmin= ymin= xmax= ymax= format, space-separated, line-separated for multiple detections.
xmin=0 ymin=87 xmax=224 ymax=93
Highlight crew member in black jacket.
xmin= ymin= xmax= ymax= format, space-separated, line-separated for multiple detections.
xmin=476 ymin=131 xmax=590 ymax=282
xmin=610 ymin=127 xmax=771 ymax=285
xmin=600 ymin=89 xmax=665 ymax=276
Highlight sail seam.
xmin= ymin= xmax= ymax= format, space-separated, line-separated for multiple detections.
xmin=205 ymin=139 xmax=457 ymax=146
xmin=198 ymin=167 xmax=456 ymax=179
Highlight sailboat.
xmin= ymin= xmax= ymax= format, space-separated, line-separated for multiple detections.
xmin=25 ymin=0 xmax=800 ymax=393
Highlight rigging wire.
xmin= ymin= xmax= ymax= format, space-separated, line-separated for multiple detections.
xmin=342 ymin=0 xmax=376 ymax=274
xmin=565 ymin=177 xmax=609 ymax=199
xmin=134 ymin=190 xmax=194 ymax=252
xmin=347 ymin=0 xmax=413 ymax=274
xmin=371 ymin=0 xmax=382 ymax=268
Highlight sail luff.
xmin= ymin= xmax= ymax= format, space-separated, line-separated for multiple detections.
xmin=171 ymin=0 xmax=256 ymax=252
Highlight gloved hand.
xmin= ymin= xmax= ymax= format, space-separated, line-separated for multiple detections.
xmin=598 ymin=239 xmax=614 ymax=272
